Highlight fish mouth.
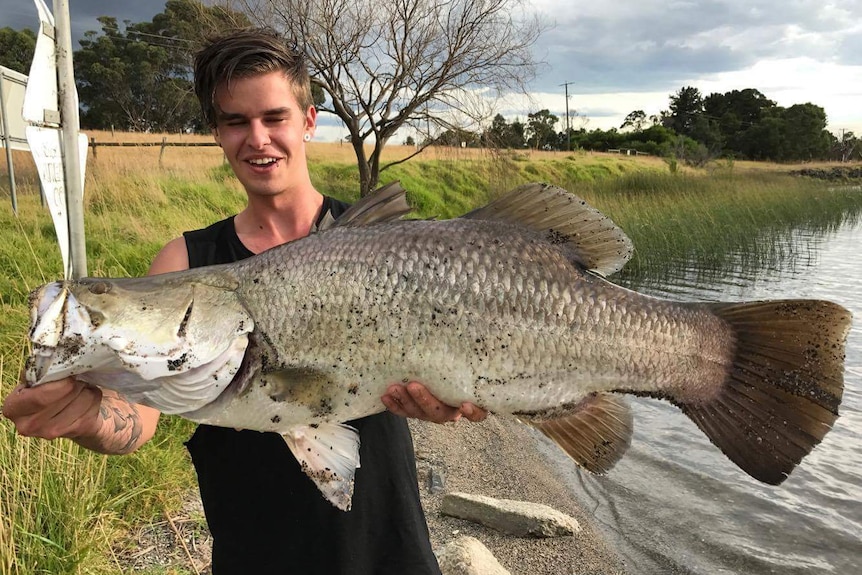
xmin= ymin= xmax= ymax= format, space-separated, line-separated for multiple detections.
xmin=25 ymin=279 xmax=253 ymax=414
xmin=26 ymin=282 xmax=90 ymax=385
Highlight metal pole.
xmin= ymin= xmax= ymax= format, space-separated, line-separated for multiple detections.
xmin=54 ymin=0 xmax=87 ymax=278
xmin=560 ymin=81 xmax=573 ymax=152
xmin=0 ymin=71 xmax=18 ymax=214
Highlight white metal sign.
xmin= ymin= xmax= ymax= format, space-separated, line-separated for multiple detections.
xmin=23 ymin=0 xmax=59 ymax=126
xmin=27 ymin=126 xmax=87 ymax=276
xmin=0 ymin=66 xmax=29 ymax=151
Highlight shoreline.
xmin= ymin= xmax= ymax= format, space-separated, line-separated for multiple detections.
xmin=410 ymin=415 xmax=629 ymax=574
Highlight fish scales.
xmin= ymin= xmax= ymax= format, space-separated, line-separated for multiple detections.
xmin=210 ymin=218 xmax=734 ymax=429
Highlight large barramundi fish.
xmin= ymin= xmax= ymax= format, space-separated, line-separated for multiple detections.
xmin=25 ymin=183 xmax=850 ymax=510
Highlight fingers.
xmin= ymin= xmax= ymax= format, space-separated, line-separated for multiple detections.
xmin=1 ymin=378 xmax=102 ymax=440
xmin=458 ymin=402 xmax=488 ymax=422
xmin=383 ymin=382 xmax=460 ymax=423
xmin=4 ymin=379 xmax=77 ymax=415
xmin=382 ymin=382 xmax=487 ymax=424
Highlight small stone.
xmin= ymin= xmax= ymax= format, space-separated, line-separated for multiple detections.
xmin=430 ymin=465 xmax=446 ymax=494
xmin=441 ymin=492 xmax=580 ymax=538
xmin=436 ymin=536 xmax=511 ymax=575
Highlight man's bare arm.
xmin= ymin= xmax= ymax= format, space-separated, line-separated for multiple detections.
xmin=74 ymin=390 xmax=159 ymax=454
xmin=2 ymin=378 xmax=160 ymax=454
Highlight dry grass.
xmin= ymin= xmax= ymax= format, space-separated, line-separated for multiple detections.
xmin=3 ymin=131 xmax=859 ymax=218
xmin=0 ymin=131 xmax=661 ymax=200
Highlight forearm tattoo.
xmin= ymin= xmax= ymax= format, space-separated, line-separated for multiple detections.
xmin=77 ymin=390 xmax=144 ymax=454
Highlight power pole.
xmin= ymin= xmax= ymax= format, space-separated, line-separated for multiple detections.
xmin=560 ymin=81 xmax=574 ymax=151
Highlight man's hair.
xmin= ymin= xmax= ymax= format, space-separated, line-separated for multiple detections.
xmin=194 ymin=27 xmax=314 ymax=128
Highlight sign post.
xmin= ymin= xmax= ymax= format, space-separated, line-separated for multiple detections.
xmin=23 ymin=0 xmax=88 ymax=279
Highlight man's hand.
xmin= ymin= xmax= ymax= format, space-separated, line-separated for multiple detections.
xmin=2 ymin=377 xmax=102 ymax=440
xmin=382 ymin=381 xmax=487 ymax=424
xmin=2 ymin=376 xmax=160 ymax=454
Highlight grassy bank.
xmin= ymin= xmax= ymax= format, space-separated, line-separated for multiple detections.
xmin=2 ymin=141 xmax=861 ymax=574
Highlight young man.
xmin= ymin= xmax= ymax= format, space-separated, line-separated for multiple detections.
xmin=2 ymin=28 xmax=484 ymax=574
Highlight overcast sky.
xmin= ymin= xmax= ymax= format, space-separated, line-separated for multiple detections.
xmin=2 ymin=0 xmax=860 ymax=140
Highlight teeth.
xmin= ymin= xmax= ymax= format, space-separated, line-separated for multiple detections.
xmin=249 ymin=158 xmax=277 ymax=165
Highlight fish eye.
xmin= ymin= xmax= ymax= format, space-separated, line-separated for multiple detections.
xmin=88 ymin=281 xmax=112 ymax=295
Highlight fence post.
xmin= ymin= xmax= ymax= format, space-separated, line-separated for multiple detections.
xmin=159 ymin=136 xmax=167 ymax=168
xmin=90 ymin=136 xmax=96 ymax=160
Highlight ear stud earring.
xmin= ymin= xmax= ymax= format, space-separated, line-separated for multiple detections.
xmin=303 ymin=134 xmax=311 ymax=142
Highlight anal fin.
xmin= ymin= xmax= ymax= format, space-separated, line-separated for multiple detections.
xmin=282 ymin=423 xmax=361 ymax=511
xmin=521 ymin=392 xmax=633 ymax=474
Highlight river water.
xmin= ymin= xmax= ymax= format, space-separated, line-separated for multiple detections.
xmin=540 ymin=221 xmax=862 ymax=574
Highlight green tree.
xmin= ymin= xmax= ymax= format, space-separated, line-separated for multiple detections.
xmin=620 ymin=110 xmax=647 ymax=132
xmin=780 ymin=103 xmax=831 ymax=160
xmin=75 ymin=1 xmax=249 ymax=132
xmin=509 ymin=119 xmax=526 ymax=149
xmin=704 ymin=89 xmax=776 ymax=155
xmin=704 ymin=89 xmax=775 ymax=127
xmin=735 ymin=103 xmax=831 ymax=161
xmin=483 ymin=113 xmax=525 ymax=149
xmin=664 ymin=86 xmax=704 ymax=137
xmin=0 ymin=27 xmax=36 ymax=73
xmin=624 ymin=124 xmax=676 ymax=155
xmin=575 ymin=127 xmax=626 ymax=152
xmin=434 ymin=128 xmax=480 ymax=147
xmin=75 ymin=16 xmax=192 ymax=131
xmin=738 ymin=113 xmax=785 ymax=160
xmin=526 ymin=109 xmax=558 ymax=150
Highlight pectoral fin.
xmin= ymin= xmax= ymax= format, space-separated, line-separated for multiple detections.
xmin=282 ymin=423 xmax=361 ymax=511
xmin=520 ymin=392 xmax=633 ymax=474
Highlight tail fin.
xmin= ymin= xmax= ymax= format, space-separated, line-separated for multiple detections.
xmin=683 ymin=300 xmax=850 ymax=484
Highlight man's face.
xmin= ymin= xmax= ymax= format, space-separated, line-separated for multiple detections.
xmin=212 ymin=71 xmax=316 ymax=198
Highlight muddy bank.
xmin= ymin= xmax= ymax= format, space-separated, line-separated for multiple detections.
xmin=789 ymin=166 xmax=862 ymax=181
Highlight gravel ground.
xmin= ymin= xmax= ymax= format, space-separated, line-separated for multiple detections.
xmin=124 ymin=415 xmax=629 ymax=574
xmin=411 ymin=415 xmax=629 ymax=575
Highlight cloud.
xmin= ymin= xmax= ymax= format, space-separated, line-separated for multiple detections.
xmin=530 ymin=0 xmax=862 ymax=91
xmin=0 ymin=0 xmax=166 ymax=48
xmin=4 ymin=0 xmax=859 ymax=136
xmin=520 ymin=0 xmax=862 ymax=133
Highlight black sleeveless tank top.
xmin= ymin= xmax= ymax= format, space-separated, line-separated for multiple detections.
xmin=182 ymin=197 xmax=440 ymax=574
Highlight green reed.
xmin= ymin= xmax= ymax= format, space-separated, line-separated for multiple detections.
xmin=579 ymin=171 xmax=862 ymax=286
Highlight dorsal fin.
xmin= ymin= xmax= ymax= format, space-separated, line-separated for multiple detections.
xmin=320 ymin=181 xmax=412 ymax=231
xmin=461 ymin=183 xmax=634 ymax=276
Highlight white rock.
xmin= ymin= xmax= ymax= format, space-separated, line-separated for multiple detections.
xmin=436 ymin=536 xmax=511 ymax=575
xmin=441 ymin=492 xmax=581 ymax=538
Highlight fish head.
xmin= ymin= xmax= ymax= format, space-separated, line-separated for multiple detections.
xmin=25 ymin=276 xmax=254 ymax=414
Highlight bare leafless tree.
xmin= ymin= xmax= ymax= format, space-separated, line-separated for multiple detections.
xmin=230 ymin=0 xmax=544 ymax=195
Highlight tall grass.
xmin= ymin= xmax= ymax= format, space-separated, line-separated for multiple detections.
xmin=1 ymin=141 xmax=861 ymax=573
xmin=581 ymin=170 xmax=862 ymax=285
